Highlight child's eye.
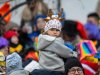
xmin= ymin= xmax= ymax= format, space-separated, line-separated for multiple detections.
xmin=50 ymin=28 xmax=60 ymax=31
xmin=50 ymin=28 xmax=55 ymax=31
xmin=56 ymin=29 xmax=60 ymax=31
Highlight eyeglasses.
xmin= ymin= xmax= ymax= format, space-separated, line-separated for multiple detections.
xmin=69 ymin=68 xmax=83 ymax=74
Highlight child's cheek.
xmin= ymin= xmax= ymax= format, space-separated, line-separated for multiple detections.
xmin=11 ymin=36 xmax=19 ymax=44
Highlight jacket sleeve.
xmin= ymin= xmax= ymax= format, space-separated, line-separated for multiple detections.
xmin=45 ymin=38 xmax=73 ymax=58
xmin=53 ymin=41 xmax=73 ymax=58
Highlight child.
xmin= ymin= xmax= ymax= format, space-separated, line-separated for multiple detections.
xmin=6 ymin=52 xmax=29 ymax=75
xmin=37 ymin=10 xmax=74 ymax=74
xmin=0 ymin=37 xmax=9 ymax=74
xmin=3 ymin=30 xmax=23 ymax=54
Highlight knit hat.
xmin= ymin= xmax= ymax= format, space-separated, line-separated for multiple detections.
xmin=3 ymin=30 xmax=18 ymax=39
xmin=44 ymin=9 xmax=64 ymax=32
xmin=0 ymin=37 xmax=9 ymax=49
xmin=44 ymin=19 xmax=62 ymax=32
xmin=65 ymin=57 xmax=84 ymax=74
xmin=6 ymin=52 xmax=23 ymax=75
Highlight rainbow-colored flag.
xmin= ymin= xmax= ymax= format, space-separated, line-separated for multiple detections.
xmin=77 ymin=40 xmax=97 ymax=60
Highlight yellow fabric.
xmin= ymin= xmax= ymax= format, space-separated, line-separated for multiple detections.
xmin=84 ymin=56 xmax=98 ymax=63
xmin=10 ymin=44 xmax=23 ymax=53
xmin=0 ymin=52 xmax=5 ymax=67
xmin=0 ymin=62 xmax=5 ymax=67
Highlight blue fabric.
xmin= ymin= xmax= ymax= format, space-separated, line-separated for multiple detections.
xmin=34 ymin=15 xmax=47 ymax=25
xmin=84 ymin=22 xmax=100 ymax=40
xmin=94 ymin=52 xmax=100 ymax=59
xmin=64 ymin=42 xmax=75 ymax=51
xmin=28 ymin=31 xmax=40 ymax=39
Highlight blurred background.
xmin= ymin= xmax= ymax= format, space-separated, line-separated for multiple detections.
xmin=0 ymin=0 xmax=100 ymax=25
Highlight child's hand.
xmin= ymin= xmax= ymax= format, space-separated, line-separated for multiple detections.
xmin=72 ymin=51 xmax=78 ymax=57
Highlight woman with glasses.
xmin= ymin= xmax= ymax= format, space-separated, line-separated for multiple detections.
xmin=65 ymin=57 xmax=84 ymax=75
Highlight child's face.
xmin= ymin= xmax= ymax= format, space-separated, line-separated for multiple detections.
xmin=47 ymin=28 xmax=60 ymax=37
xmin=11 ymin=36 xmax=19 ymax=44
xmin=37 ymin=18 xmax=46 ymax=30
xmin=0 ymin=46 xmax=9 ymax=56
xmin=87 ymin=17 xmax=98 ymax=25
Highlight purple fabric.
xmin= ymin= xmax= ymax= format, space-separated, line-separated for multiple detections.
xmin=0 ymin=37 xmax=9 ymax=49
xmin=84 ymin=23 xmax=100 ymax=40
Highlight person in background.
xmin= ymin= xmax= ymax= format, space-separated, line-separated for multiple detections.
xmin=87 ymin=12 xmax=99 ymax=25
xmin=3 ymin=30 xmax=23 ymax=55
xmin=84 ymin=12 xmax=100 ymax=40
xmin=6 ymin=52 xmax=29 ymax=75
xmin=4 ymin=21 xmax=20 ymax=35
xmin=84 ymin=12 xmax=100 ymax=50
xmin=62 ymin=20 xmax=88 ymax=46
xmin=28 ymin=14 xmax=47 ymax=42
xmin=21 ymin=0 xmax=48 ymax=28
xmin=34 ymin=15 xmax=47 ymax=33
xmin=28 ymin=15 xmax=47 ymax=50
xmin=0 ymin=37 xmax=9 ymax=74
xmin=62 ymin=20 xmax=98 ymax=75
xmin=65 ymin=57 xmax=84 ymax=75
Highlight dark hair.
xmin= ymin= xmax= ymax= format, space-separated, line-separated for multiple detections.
xmin=88 ymin=12 xmax=100 ymax=21
xmin=62 ymin=20 xmax=79 ymax=37
xmin=65 ymin=57 xmax=84 ymax=75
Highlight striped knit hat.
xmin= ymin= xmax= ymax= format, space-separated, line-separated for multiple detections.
xmin=44 ymin=19 xmax=62 ymax=32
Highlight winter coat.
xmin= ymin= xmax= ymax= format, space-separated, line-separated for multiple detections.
xmin=38 ymin=34 xmax=73 ymax=72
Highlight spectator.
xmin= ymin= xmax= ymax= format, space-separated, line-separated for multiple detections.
xmin=65 ymin=57 xmax=84 ymax=75
xmin=62 ymin=20 xmax=98 ymax=75
xmin=62 ymin=20 xmax=87 ymax=46
xmin=4 ymin=21 xmax=20 ymax=33
xmin=6 ymin=52 xmax=29 ymax=75
xmin=87 ymin=12 xmax=99 ymax=25
xmin=0 ymin=37 xmax=9 ymax=74
xmin=3 ymin=30 xmax=23 ymax=55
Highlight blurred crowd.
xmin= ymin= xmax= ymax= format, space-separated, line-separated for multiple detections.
xmin=0 ymin=0 xmax=100 ymax=75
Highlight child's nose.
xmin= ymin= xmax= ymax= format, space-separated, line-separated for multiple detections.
xmin=54 ymin=30 xmax=58 ymax=33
